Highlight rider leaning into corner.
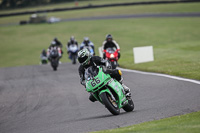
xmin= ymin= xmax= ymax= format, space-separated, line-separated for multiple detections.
xmin=77 ymin=48 xmax=131 ymax=102
xmin=102 ymin=34 xmax=121 ymax=59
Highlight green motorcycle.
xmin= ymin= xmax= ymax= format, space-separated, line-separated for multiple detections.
xmin=85 ymin=66 xmax=134 ymax=115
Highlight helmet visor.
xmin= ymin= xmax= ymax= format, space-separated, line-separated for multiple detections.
xmin=78 ymin=56 xmax=88 ymax=64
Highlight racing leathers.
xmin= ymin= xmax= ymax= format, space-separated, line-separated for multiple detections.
xmin=47 ymin=46 xmax=62 ymax=61
xmin=67 ymin=40 xmax=78 ymax=53
xmin=78 ymin=56 xmax=130 ymax=102
xmin=102 ymin=40 xmax=120 ymax=59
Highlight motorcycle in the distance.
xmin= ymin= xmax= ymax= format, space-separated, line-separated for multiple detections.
xmin=85 ymin=66 xmax=134 ymax=115
xmin=68 ymin=44 xmax=78 ymax=64
xmin=40 ymin=56 xmax=48 ymax=65
xmin=83 ymin=45 xmax=95 ymax=56
xmin=49 ymin=49 xmax=60 ymax=71
xmin=104 ymin=47 xmax=119 ymax=69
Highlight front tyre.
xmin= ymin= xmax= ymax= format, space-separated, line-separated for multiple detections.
xmin=100 ymin=92 xmax=120 ymax=115
xmin=53 ymin=66 xmax=57 ymax=71
xmin=72 ymin=55 xmax=76 ymax=64
xmin=122 ymin=98 xmax=134 ymax=112
xmin=111 ymin=61 xmax=117 ymax=69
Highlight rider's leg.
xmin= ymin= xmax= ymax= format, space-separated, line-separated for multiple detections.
xmin=89 ymin=93 xmax=97 ymax=102
xmin=119 ymin=77 xmax=131 ymax=97
xmin=107 ymin=69 xmax=131 ymax=97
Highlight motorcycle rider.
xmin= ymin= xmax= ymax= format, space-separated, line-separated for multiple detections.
xmin=53 ymin=37 xmax=63 ymax=48
xmin=67 ymin=36 xmax=78 ymax=52
xmin=40 ymin=49 xmax=48 ymax=64
xmin=78 ymin=48 xmax=131 ymax=102
xmin=67 ymin=36 xmax=79 ymax=59
xmin=47 ymin=41 xmax=62 ymax=61
xmin=41 ymin=49 xmax=47 ymax=58
xmin=102 ymin=34 xmax=120 ymax=59
xmin=52 ymin=37 xmax=63 ymax=54
xmin=80 ymin=37 xmax=95 ymax=55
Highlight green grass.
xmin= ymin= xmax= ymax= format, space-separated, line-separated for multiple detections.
xmin=0 ymin=2 xmax=200 ymax=133
xmin=1 ymin=2 xmax=200 ymax=25
xmin=0 ymin=17 xmax=200 ymax=80
xmin=92 ymin=111 xmax=200 ymax=133
xmin=0 ymin=0 xmax=180 ymax=14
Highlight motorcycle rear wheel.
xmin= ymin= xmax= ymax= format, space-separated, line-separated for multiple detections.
xmin=100 ymin=92 xmax=120 ymax=115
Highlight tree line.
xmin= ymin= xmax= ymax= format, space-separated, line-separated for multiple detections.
xmin=0 ymin=0 xmax=86 ymax=9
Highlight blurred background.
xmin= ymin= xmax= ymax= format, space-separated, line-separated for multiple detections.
xmin=0 ymin=0 xmax=200 ymax=80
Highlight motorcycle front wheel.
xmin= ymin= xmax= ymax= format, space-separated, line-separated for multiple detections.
xmin=72 ymin=55 xmax=76 ymax=64
xmin=100 ymin=92 xmax=120 ymax=115
xmin=110 ymin=61 xmax=117 ymax=69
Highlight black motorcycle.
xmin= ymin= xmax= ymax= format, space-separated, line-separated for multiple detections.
xmin=49 ymin=49 xmax=59 ymax=71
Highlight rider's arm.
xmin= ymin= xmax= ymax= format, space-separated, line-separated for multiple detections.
xmin=75 ymin=41 xmax=78 ymax=46
xmin=59 ymin=41 xmax=63 ymax=48
xmin=102 ymin=41 xmax=107 ymax=51
xmin=112 ymin=40 xmax=120 ymax=52
xmin=78 ymin=65 xmax=86 ymax=86
xmin=92 ymin=56 xmax=111 ymax=69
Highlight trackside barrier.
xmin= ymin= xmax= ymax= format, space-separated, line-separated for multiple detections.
xmin=99 ymin=46 xmax=154 ymax=64
xmin=1 ymin=0 xmax=200 ymax=17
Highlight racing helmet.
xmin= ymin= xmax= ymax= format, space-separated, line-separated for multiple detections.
xmin=84 ymin=37 xmax=89 ymax=45
xmin=51 ymin=41 xmax=56 ymax=46
xmin=54 ymin=37 xmax=58 ymax=42
xmin=106 ymin=34 xmax=113 ymax=42
xmin=78 ymin=48 xmax=91 ymax=66
xmin=70 ymin=36 xmax=75 ymax=43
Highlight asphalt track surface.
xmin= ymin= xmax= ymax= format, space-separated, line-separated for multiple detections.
xmin=1 ymin=12 xmax=200 ymax=27
xmin=0 ymin=63 xmax=200 ymax=133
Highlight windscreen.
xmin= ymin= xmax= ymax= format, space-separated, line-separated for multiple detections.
xmin=106 ymin=47 xmax=116 ymax=53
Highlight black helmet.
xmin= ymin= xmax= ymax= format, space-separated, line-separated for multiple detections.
xmin=106 ymin=34 xmax=113 ymax=42
xmin=54 ymin=37 xmax=58 ymax=41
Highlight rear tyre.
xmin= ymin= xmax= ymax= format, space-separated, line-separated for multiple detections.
xmin=122 ymin=98 xmax=134 ymax=112
xmin=100 ymin=92 xmax=120 ymax=115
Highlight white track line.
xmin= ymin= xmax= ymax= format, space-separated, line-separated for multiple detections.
xmin=118 ymin=67 xmax=200 ymax=85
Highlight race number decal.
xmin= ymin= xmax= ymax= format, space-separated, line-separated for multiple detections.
xmin=91 ymin=78 xmax=101 ymax=87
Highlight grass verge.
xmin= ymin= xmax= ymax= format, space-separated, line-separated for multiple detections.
xmin=92 ymin=111 xmax=200 ymax=133
xmin=0 ymin=2 xmax=200 ymax=25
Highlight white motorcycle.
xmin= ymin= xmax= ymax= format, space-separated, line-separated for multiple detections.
xmin=68 ymin=44 xmax=78 ymax=64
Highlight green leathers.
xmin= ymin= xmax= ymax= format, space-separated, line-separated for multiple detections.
xmin=85 ymin=66 xmax=134 ymax=115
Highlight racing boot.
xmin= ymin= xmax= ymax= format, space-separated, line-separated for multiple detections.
xmin=89 ymin=94 xmax=97 ymax=102
xmin=119 ymin=78 xmax=131 ymax=98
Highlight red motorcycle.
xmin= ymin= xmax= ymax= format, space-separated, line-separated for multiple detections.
xmin=104 ymin=47 xmax=119 ymax=69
